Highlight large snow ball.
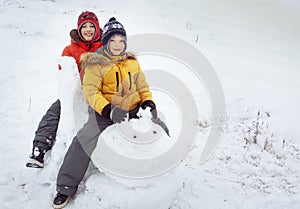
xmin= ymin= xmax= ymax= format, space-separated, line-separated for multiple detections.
xmin=86 ymin=34 xmax=225 ymax=179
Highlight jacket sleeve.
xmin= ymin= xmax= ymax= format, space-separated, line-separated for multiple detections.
xmin=82 ymin=65 xmax=110 ymax=115
xmin=61 ymin=46 xmax=72 ymax=57
xmin=135 ymin=62 xmax=153 ymax=103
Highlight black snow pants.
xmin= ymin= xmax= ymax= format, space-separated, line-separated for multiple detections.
xmin=32 ymin=99 xmax=61 ymax=151
xmin=56 ymin=106 xmax=113 ymax=196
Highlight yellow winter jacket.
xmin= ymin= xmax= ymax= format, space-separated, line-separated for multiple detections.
xmin=80 ymin=50 xmax=153 ymax=115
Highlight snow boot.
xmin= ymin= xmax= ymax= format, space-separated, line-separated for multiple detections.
xmin=52 ymin=192 xmax=72 ymax=209
xmin=26 ymin=147 xmax=46 ymax=168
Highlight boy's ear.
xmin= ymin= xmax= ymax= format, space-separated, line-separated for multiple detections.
xmin=70 ymin=29 xmax=81 ymax=43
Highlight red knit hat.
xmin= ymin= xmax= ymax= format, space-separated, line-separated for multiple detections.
xmin=77 ymin=11 xmax=101 ymax=42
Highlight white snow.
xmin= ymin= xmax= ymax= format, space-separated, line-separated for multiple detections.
xmin=1 ymin=0 xmax=300 ymax=208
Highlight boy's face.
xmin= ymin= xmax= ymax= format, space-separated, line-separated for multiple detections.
xmin=80 ymin=22 xmax=95 ymax=42
xmin=108 ymin=35 xmax=126 ymax=56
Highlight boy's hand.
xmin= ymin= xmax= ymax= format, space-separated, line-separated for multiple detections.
xmin=111 ymin=107 xmax=127 ymax=123
xmin=102 ymin=104 xmax=127 ymax=123
xmin=141 ymin=100 xmax=157 ymax=119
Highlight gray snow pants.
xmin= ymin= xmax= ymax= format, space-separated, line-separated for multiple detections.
xmin=56 ymin=106 xmax=113 ymax=196
xmin=33 ymin=99 xmax=61 ymax=151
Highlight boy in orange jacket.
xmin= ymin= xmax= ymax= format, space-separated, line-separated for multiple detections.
xmin=26 ymin=11 xmax=102 ymax=168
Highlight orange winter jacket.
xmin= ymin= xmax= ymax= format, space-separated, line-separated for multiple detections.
xmin=61 ymin=29 xmax=102 ymax=79
xmin=80 ymin=50 xmax=153 ymax=115
xmin=62 ymin=39 xmax=102 ymax=69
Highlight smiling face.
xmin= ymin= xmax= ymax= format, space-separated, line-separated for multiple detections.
xmin=80 ymin=22 xmax=95 ymax=42
xmin=108 ymin=35 xmax=126 ymax=56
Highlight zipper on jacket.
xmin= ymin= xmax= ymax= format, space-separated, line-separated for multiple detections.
xmin=128 ymin=72 xmax=132 ymax=90
xmin=121 ymin=88 xmax=125 ymax=97
xmin=88 ymin=43 xmax=92 ymax=51
xmin=115 ymin=72 xmax=119 ymax=92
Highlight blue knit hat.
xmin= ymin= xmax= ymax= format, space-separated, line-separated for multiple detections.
xmin=101 ymin=17 xmax=126 ymax=46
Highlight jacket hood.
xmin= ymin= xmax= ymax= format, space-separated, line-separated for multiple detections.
xmin=80 ymin=49 xmax=136 ymax=70
xmin=70 ymin=29 xmax=81 ymax=43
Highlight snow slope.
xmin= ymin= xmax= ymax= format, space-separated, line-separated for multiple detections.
xmin=0 ymin=0 xmax=300 ymax=208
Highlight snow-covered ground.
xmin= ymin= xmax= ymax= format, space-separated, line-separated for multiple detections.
xmin=1 ymin=0 xmax=300 ymax=208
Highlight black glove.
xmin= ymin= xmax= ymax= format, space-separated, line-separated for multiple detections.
xmin=102 ymin=104 xmax=128 ymax=123
xmin=128 ymin=104 xmax=140 ymax=120
xmin=141 ymin=100 xmax=157 ymax=119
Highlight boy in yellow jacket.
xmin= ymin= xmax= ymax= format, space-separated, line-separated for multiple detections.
xmin=81 ymin=17 xmax=156 ymax=122
xmin=53 ymin=17 xmax=156 ymax=208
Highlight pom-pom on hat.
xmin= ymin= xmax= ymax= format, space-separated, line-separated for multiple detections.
xmin=77 ymin=11 xmax=101 ymax=42
xmin=101 ymin=17 xmax=126 ymax=46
